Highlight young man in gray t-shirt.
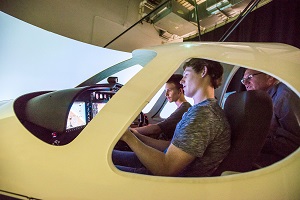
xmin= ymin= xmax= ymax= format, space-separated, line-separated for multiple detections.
xmin=113 ymin=59 xmax=231 ymax=177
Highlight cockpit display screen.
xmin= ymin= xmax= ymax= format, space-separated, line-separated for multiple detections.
xmin=66 ymin=101 xmax=86 ymax=130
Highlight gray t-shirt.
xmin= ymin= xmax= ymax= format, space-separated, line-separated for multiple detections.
xmin=158 ymin=102 xmax=191 ymax=140
xmin=172 ymin=98 xmax=231 ymax=177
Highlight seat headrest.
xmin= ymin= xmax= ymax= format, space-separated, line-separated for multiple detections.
xmin=224 ymin=90 xmax=273 ymax=139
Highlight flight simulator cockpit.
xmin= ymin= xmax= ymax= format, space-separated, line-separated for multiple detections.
xmin=14 ymin=77 xmax=122 ymax=145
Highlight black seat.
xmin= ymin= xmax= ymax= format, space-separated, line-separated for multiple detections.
xmin=212 ymin=90 xmax=273 ymax=176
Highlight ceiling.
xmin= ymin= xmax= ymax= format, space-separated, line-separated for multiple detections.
xmin=0 ymin=0 xmax=272 ymax=52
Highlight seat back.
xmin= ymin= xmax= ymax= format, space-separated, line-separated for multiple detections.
xmin=212 ymin=90 xmax=273 ymax=176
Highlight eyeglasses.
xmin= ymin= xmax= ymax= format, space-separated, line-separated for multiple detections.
xmin=241 ymin=73 xmax=263 ymax=85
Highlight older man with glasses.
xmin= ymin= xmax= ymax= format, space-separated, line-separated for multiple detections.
xmin=242 ymin=69 xmax=300 ymax=167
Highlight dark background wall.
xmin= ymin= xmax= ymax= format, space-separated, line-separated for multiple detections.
xmin=189 ymin=0 xmax=300 ymax=49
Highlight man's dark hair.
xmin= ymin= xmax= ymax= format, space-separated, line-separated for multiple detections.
xmin=166 ymin=74 xmax=183 ymax=90
xmin=183 ymin=58 xmax=223 ymax=89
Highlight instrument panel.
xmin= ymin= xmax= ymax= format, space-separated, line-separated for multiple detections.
xmin=14 ymin=80 xmax=122 ymax=146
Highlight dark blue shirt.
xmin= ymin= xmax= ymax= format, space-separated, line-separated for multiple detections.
xmin=265 ymin=82 xmax=300 ymax=157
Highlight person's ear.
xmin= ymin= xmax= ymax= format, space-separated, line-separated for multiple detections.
xmin=268 ymin=75 xmax=275 ymax=81
xmin=201 ymin=66 xmax=208 ymax=78
xmin=266 ymin=75 xmax=278 ymax=85
xmin=179 ymin=87 xmax=184 ymax=94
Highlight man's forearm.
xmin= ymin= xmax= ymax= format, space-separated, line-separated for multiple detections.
xmin=132 ymin=129 xmax=170 ymax=151
xmin=120 ymin=129 xmax=195 ymax=176
xmin=133 ymin=124 xmax=162 ymax=136
xmin=121 ymin=130 xmax=169 ymax=175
